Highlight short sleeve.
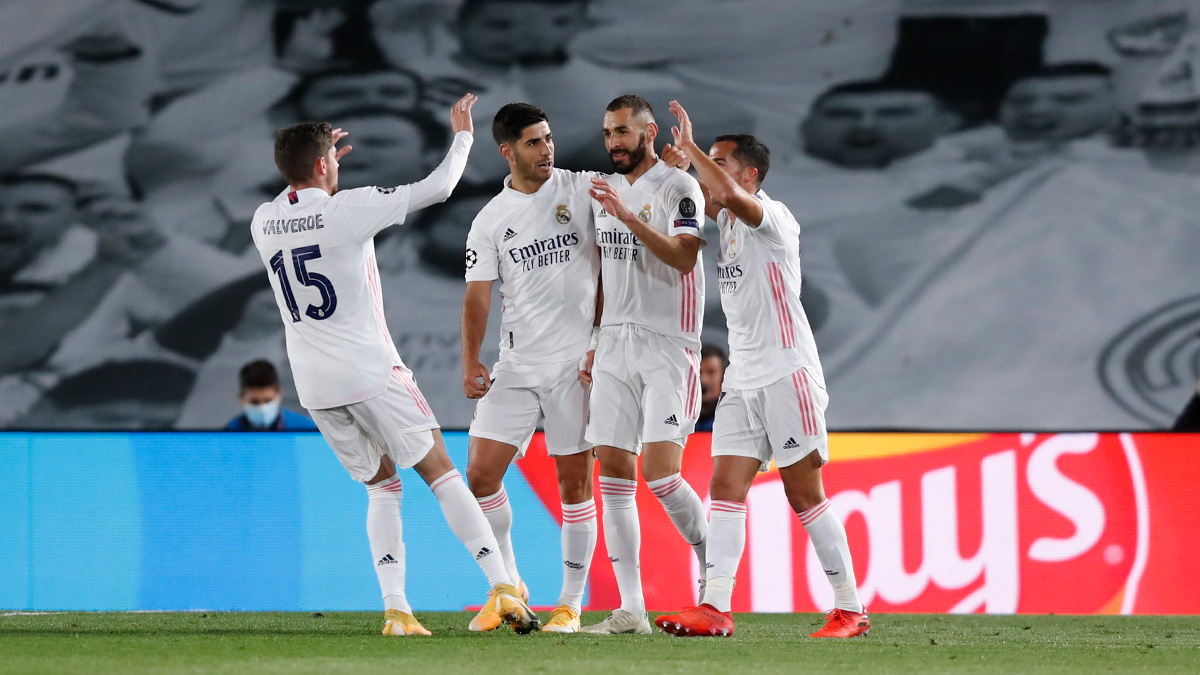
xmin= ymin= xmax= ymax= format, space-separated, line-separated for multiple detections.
xmin=754 ymin=200 xmax=797 ymax=250
xmin=325 ymin=185 xmax=413 ymax=242
xmin=464 ymin=215 xmax=500 ymax=283
xmin=666 ymin=174 xmax=707 ymax=242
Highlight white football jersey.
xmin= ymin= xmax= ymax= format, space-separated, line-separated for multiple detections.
xmin=716 ymin=190 xmax=825 ymax=391
xmin=593 ymin=160 xmax=706 ymax=349
xmin=465 ymin=168 xmax=599 ymax=365
xmin=250 ymin=184 xmax=416 ymax=410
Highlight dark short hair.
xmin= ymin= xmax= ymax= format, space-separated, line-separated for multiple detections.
xmin=0 ymin=172 xmax=79 ymax=199
xmin=1018 ymin=61 xmax=1114 ymax=82
xmin=606 ymin=94 xmax=654 ymax=120
xmin=714 ymin=134 xmax=770 ymax=186
xmin=292 ymin=66 xmax=424 ymax=117
xmin=335 ymin=106 xmax=449 ymax=149
xmin=239 ymin=360 xmax=280 ymax=391
xmin=812 ymin=80 xmax=938 ymax=109
xmin=701 ymin=344 xmax=728 ymax=367
xmin=46 ymin=360 xmax=196 ymax=408
xmin=492 ymin=102 xmax=549 ymax=145
xmin=274 ymin=121 xmax=334 ymax=185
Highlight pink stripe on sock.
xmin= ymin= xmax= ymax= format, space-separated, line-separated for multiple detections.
xmin=429 ymin=470 xmax=461 ymax=495
xmin=649 ymin=476 xmax=684 ymax=497
xmin=710 ymin=500 xmax=747 ymax=514
xmin=799 ymin=499 xmax=830 ymax=526
xmin=478 ymin=492 xmax=508 ymax=511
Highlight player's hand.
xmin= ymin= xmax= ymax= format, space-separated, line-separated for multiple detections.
xmin=331 ymin=127 xmax=352 ymax=161
xmin=579 ymin=350 xmax=595 ymax=385
xmin=668 ymin=100 xmax=696 ymax=152
xmin=450 ymin=93 xmax=478 ymax=135
xmin=589 ymin=178 xmax=633 ymax=223
xmin=463 ymin=360 xmax=490 ymax=398
xmin=661 ymin=143 xmax=690 ymax=171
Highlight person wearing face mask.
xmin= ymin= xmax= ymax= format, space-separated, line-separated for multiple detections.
xmin=226 ymin=359 xmax=316 ymax=431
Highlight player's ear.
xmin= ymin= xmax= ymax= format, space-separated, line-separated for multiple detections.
xmin=314 ymin=155 xmax=328 ymax=176
xmin=498 ymin=142 xmax=513 ymax=162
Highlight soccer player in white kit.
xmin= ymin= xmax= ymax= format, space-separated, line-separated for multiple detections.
xmin=654 ymin=101 xmax=868 ymax=639
xmin=461 ymin=103 xmax=601 ymax=633
xmin=579 ymin=95 xmax=710 ymax=635
xmin=250 ymin=94 xmax=540 ymax=636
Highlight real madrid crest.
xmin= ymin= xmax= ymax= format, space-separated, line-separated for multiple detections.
xmin=638 ymin=204 xmax=652 ymax=223
xmin=555 ymin=203 xmax=572 ymax=224
xmin=727 ymin=235 xmax=740 ymax=260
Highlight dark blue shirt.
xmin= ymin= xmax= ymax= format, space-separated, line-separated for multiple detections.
xmin=225 ymin=409 xmax=318 ymax=431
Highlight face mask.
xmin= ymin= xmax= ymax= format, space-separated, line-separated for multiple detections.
xmin=243 ymin=398 xmax=282 ymax=429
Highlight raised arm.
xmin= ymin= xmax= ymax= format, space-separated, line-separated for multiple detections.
xmin=668 ymin=100 xmax=763 ymax=227
xmin=408 ymin=94 xmax=478 ymax=212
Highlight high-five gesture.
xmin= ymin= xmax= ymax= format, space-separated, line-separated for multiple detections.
xmin=668 ymin=100 xmax=697 ymax=153
xmin=331 ymin=127 xmax=352 ymax=161
xmin=451 ymin=93 xmax=479 ymax=135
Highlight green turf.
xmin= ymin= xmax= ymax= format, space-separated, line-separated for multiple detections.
xmin=0 ymin=611 xmax=1196 ymax=674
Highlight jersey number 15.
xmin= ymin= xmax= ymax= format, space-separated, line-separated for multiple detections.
xmin=270 ymin=245 xmax=338 ymax=322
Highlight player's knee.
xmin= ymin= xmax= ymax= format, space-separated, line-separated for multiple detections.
xmin=709 ymin=474 xmax=751 ymax=503
xmin=785 ymin=487 xmax=825 ymax=514
xmin=465 ymin=463 xmax=503 ymax=498
xmin=557 ymin=474 xmax=591 ymax=503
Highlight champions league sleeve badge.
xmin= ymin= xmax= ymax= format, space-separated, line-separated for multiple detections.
xmin=556 ymin=204 xmax=572 ymax=224
xmin=465 ymin=248 xmax=478 ymax=268
xmin=679 ymin=197 xmax=697 ymax=218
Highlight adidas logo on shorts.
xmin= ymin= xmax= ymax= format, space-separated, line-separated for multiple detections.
xmin=783 ymin=437 xmax=800 ymax=450
xmin=377 ymin=554 xmax=397 ymax=566
xmin=664 ymin=414 xmax=679 ymax=426
xmin=503 ymin=228 xmax=518 ymax=241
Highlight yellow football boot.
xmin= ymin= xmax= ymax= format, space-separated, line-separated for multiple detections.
xmin=492 ymin=582 xmax=540 ymax=634
xmin=382 ymin=609 xmax=432 ymax=636
xmin=541 ymin=605 xmax=581 ymax=633
xmin=469 ymin=580 xmax=529 ymax=632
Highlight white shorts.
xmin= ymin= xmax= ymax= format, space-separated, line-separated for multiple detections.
xmin=309 ymin=366 xmax=440 ymax=482
xmin=585 ymin=324 xmax=701 ymax=454
xmin=468 ymin=358 xmax=590 ymax=459
xmin=711 ymin=368 xmax=829 ymax=471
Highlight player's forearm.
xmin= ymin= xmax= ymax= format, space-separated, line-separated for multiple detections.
xmin=408 ymin=130 xmax=474 ymax=212
xmin=679 ymin=140 xmax=738 ymax=205
xmin=619 ymin=213 xmax=697 ymax=273
xmin=460 ymin=295 xmax=490 ymax=365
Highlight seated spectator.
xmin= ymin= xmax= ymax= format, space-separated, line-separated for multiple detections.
xmin=290 ymin=66 xmax=424 ymax=121
xmin=226 ymin=360 xmax=315 ymax=432
xmin=695 ymin=344 xmax=728 ymax=432
xmin=16 ymin=359 xmax=195 ymax=430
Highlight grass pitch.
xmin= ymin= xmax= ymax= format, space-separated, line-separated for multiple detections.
xmin=0 ymin=611 xmax=1196 ymax=674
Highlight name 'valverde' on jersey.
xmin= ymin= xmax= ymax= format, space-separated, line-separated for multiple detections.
xmin=593 ymin=160 xmax=706 ymax=349
xmin=716 ymin=190 xmax=824 ymax=391
xmin=465 ymin=168 xmax=599 ymax=364
xmin=250 ymin=185 xmax=413 ymax=410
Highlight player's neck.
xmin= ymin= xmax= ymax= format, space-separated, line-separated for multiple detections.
xmin=510 ymin=172 xmax=549 ymax=195
xmin=290 ymin=179 xmax=333 ymax=195
xmin=622 ymin=154 xmax=659 ymax=184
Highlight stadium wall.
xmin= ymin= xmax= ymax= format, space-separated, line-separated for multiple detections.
xmin=1 ymin=431 xmax=1196 ymax=614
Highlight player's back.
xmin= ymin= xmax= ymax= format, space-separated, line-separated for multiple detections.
xmin=593 ymin=160 xmax=706 ymax=349
xmin=251 ymin=186 xmax=409 ymax=410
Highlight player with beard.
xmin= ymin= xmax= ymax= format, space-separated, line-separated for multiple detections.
xmin=579 ymin=95 xmax=708 ymax=635
xmin=461 ymin=103 xmax=601 ymax=633
xmin=654 ymin=101 xmax=868 ymax=639
xmin=250 ymin=95 xmax=541 ymax=636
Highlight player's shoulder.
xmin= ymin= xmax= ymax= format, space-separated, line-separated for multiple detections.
xmin=328 ymin=185 xmax=391 ymax=207
xmin=660 ymin=164 xmax=702 ymax=193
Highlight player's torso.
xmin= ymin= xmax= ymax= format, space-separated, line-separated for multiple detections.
xmin=251 ymin=189 xmax=398 ymax=408
xmin=716 ymin=194 xmax=823 ymax=389
xmin=483 ymin=170 xmax=599 ymax=363
xmin=593 ymin=164 xmax=705 ymax=343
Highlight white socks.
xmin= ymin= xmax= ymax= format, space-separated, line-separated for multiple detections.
xmin=430 ymin=470 xmax=510 ymax=588
xmin=599 ymin=476 xmax=644 ymax=614
xmin=559 ymin=499 xmax=598 ymax=612
xmin=702 ymin=500 xmax=747 ymax=612
xmin=800 ymin=499 xmax=861 ymax=612
xmin=366 ymin=474 xmax=410 ymax=613
xmin=477 ymin=486 xmax=521 ymax=588
xmin=647 ymin=473 xmax=708 ymax=568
